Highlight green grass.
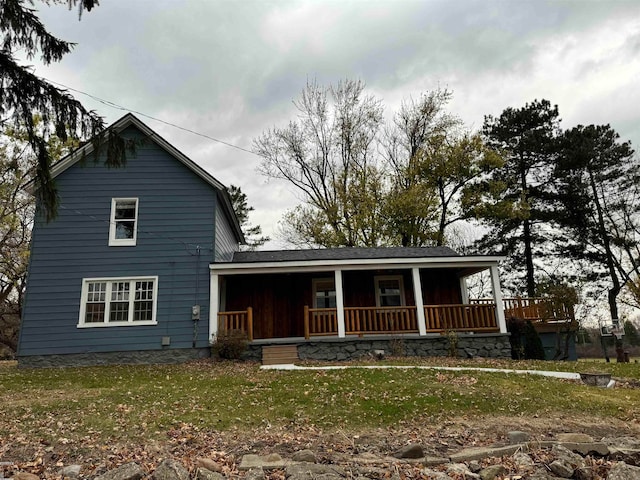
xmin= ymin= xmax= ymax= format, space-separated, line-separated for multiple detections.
xmin=1 ymin=358 xmax=639 ymax=446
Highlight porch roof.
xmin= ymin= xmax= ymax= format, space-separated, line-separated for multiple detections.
xmin=231 ymin=246 xmax=458 ymax=263
xmin=210 ymin=247 xmax=504 ymax=275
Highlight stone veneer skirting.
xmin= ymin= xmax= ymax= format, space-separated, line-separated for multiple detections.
xmin=243 ymin=333 xmax=512 ymax=362
xmin=18 ymin=333 xmax=512 ymax=367
xmin=17 ymin=347 xmax=210 ymax=368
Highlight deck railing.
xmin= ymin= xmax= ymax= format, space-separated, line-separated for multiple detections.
xmin=304 ymin=306 xmax=338 ymax=339
xmin=423 ymin=304 xmax=498 ymax=332
xmin=217 ymin=307 xmax=253 ymax=341
xmin=344 ymin=306 xmax=419 ymax=336
xmin=472 ymin=297 xmax=574 ymax=323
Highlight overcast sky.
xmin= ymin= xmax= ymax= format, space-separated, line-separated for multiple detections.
xmin=29 ymin=0 xmax=640 ymax=248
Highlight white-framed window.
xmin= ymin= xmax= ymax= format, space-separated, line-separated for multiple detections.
xmin=312 ymin=278 xmax=336 ymax=309
xmin=375 ymin=275 xmax=405 ymax=307
xmin=78 ymin=276 xmax=158 ymax=327
xmin=109 ymin=198 xmax=138 ymax=246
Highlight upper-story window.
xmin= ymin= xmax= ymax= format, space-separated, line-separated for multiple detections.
xmin=109 ymin=198 xmax=138 ymax=246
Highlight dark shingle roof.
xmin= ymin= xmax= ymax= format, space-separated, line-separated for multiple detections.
xmin=230 ymin=246 xmax=459 ymax=264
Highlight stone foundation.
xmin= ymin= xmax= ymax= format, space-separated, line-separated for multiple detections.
xmin=18 ymin=334 xmax=512 ymax=367
xmin=244 ymin=333 xmax=511 ymax=362
xmin=17 ymin=347 xmax=210 ymax=368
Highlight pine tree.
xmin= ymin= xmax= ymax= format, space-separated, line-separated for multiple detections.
xmin=228 ymin=185 xmax=269 ymax=250
xmin=467 ymin=100 xmax=561 ymax=296
xmin=555 ymin=124 xmax=638 ymax=324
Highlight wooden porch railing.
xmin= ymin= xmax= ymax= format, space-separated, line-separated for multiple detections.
xmin=303 ymin=306 xmax=338 ymax=339
xmin=217 ymin=307 xmax=253 ymax=341
xmin=424 ymin=304 xmax=498 ymax=332
xmin=303 ymin=304 xmax=499 ymax=338
xmin=344 ymin=306 xmax=418 ymax=336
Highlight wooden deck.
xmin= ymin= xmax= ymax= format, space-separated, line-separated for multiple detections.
xmin=473 ymin=297 xmax=577 ymax=332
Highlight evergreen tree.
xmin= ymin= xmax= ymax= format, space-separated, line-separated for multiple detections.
xmin=228 ymin=185 xmax=269 ymax=250
xmin=466 ymin=100 xmax=561 ymax=296
xmin=1 ymin=0 xmax=126 ymax=220
xmin=555 ymin=124 xmax=638 ymax=324
xmin=624 ymin=320 xmax=640 ymax=346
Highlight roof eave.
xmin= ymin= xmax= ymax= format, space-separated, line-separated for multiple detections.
xmin=209 ymin=255 xmax=506 ymax=274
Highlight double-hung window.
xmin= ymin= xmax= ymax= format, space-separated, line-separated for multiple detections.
xmin=109 ymin=198 xmax=138 ymax=246
xmin=312 ymin=278 xmax=336 ymax=309
xmin=375 ymin=275 xmax=405 ymax=307
xmin=79 ymin=276 xmax=158 ymax=327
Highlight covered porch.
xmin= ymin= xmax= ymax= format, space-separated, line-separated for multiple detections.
xmin=209 ymin=248 xmax=508 ymax=343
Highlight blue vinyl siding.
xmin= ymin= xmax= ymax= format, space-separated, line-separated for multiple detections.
xmin=18 ymin=125 xmax=219 ymax=356
xmin=215 ymin=201 xmax=238 ymax=262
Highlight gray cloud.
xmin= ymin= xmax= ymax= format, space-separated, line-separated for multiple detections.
xmin=27 ymin=0 xmax=640 ymax=245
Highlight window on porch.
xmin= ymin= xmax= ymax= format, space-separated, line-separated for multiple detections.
xmin=313 ymin=278 xmax=336 ymax=308
xmin=375 ymin=276 xmax=405 ymax=307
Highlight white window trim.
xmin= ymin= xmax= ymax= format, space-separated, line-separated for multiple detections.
xmin=374 ymin=275 xmax=406 ymax=307
xmin=109 ymin=198 xmax=139 ymax=246
xmin=312 ymin=277 xmax=336 ymax=309
xmin=78 ymin=276 xmax=158 ymax=328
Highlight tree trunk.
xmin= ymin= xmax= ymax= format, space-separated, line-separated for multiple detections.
xmin=587 ymin=169 xmax=625 ymax=361
xmin=523 ymin=218 xmax=536 ymax=297
xmin=587 ymin=169 xmax=621 ymax=321
xmin=519 ymin=155 xmax=536 ymax=297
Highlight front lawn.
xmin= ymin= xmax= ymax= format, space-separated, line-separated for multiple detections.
xmin=1 ymin=358 xmax=639 ymax=447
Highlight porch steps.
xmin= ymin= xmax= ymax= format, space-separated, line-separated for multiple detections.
xmin=262 ymin=345 xmax=299 ymax=365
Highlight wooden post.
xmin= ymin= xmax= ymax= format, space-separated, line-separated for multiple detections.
xmin=247 ymin=307 xmax=253 ymax=342
xmin=304 ymin=305 xmax=310 ymax=340
xmin=517 ymin=296 xmax=524 ymax=318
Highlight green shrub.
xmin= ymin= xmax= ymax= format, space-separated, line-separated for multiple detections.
xmin=523 ymin=320 xmax=546 ymax=360
xmin=507 ymin=317 xmax=546 ymax=360
xmin=446 ymin=330 xmax=459 ymax=358
xmin=211 ymin=329 xmax=248 ymax=360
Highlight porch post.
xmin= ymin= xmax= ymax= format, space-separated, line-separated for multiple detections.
xmin=459 ymin=275 xmax=469 ymax=304
xmin=335 ymin=269 xmax=346 ymax=338
xmin=489 ymin=266 xmax=507 ymax=333
xmin=412 ymin=267 xmax=427 ymax=336
xmin=209 ymin=273 xmax=220 ymax=340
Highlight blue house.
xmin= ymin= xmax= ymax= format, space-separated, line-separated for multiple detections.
xmin=18 ymin=114 xmax=244 ymax=366
xmin=19 ymin=114 xmax=552 ymax=367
